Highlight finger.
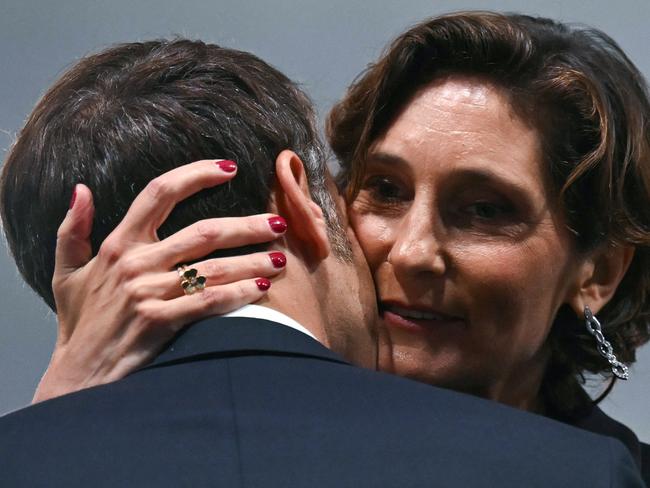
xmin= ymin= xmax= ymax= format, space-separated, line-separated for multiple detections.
xmin=54 ymin=184 xmax=95 ymax=275
xmin=162 ymin=277 xmax=273 ymax=326
xmin=114 ymin=159 xmax=238 ymax=241
xmin=194 ymin=251 xmax=287 ymax=286
xmin=128 ymin=251 xmax=287 ymax=300
xmin=147 ymin=213 xmax=287 ymax=268
xmin=109 ymin=275 xmax=269 ymax=378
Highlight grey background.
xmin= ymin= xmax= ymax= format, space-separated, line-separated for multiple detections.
xmin=0 ymin=0 xmax=648 ymax=441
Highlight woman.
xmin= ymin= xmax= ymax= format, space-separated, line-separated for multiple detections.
xmin=23 ymin=12 xmax=650 ymax=481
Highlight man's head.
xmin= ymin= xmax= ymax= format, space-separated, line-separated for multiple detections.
xmin=0 ymin=39 xmax=377 ymax=365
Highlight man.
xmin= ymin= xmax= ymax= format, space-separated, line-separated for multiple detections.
xmin=0 ymin=39 xmax=643 ymax=487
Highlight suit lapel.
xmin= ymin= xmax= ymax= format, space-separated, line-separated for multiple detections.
xmin=138 ymin=316 xmax=350 ymax=371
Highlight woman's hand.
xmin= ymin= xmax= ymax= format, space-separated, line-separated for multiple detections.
xmin=33 ymin=159 xmax=287 ymax=403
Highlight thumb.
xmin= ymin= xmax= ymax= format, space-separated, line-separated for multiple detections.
xmin=54 ymin=184 xmax=95 ymax=275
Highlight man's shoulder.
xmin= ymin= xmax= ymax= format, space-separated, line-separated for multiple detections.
xmin=0 ymin=347 xmax=618 ymax=457
xmin=0 ymin=348 xmax=643 ymax=488
xmin=0 ymin=315 xmax=643 ymax=488
xmin=0 ymin=319 xmax=626 ymax=450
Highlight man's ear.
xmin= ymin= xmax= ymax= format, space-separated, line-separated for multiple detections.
xmin=271 ymin=150 xmax=330 ymax=262
xmin=566 ymin=244 xmax=635 ymax=316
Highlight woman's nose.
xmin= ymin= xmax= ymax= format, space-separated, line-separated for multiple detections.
xmin=387 ymin=209 xmax=446 ymax=277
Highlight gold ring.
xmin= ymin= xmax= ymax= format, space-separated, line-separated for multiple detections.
xmin=177 ymin=265 xmax=207 ymax=295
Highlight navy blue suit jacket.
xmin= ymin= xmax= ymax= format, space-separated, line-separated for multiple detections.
xmin=1 ymin=317 xmax=644 ymax=487
xmin=567 ymin=404 xmax=649 ymax=486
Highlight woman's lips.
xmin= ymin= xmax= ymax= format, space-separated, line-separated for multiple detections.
xmin=381 ymin=304 xmax=465 ymax=333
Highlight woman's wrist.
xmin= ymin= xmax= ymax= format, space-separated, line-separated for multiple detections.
xmin=32 ymin=346 xmax=91 ymax=403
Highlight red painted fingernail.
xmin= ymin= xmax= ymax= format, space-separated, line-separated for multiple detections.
xmin=268 ymin=216 xmax=287 ymax=233
xmin=216 ymin=160 xmax=237 ymax=173
xmin=269 ymin=252 xmax=287 ymax=268
xmin=255 ymin=277 xmax=271 ymax=291
xmin=69 ymin=186 xmax=77 ymax=209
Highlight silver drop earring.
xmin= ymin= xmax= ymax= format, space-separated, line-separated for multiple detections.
xmin=584 ymin=306 xmax=629 ymax=380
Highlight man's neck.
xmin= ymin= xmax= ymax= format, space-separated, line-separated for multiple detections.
xmin=255 ymin=261 xmax=332 ymax=349
xmin=252 ymin=244 xmax=378 ymax=370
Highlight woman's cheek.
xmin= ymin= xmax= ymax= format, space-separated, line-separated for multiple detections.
xmin=452 ymin=238 xmax=565 ymax=347
xmin=452 ymin=237 xmax=546 ymax=284
xmin=452 ymin=241 xmax=537 ymax=314
xmin=350 ymin=213 xmax=395 ymax=270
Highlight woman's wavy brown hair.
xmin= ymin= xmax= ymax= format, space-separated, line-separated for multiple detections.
xmin=326 ymin=11 xmax=650 ymax=416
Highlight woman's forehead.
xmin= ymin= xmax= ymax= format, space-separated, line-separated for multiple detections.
xmin=373 ymin=80 xmax=542 ymax=170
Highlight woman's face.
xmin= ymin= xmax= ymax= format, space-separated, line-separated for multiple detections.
xmin=349 ymin=77 xmax=582 ymax=408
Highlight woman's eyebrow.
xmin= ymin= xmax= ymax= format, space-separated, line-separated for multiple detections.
xmin=447 ymin=168 xmax=542 ymax=203
xmin=367 ymin=150 xmax=541 ymax=206
xmin=366 ymin=151 xmax=410 ymax=168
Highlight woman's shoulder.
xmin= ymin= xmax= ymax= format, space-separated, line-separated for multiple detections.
xmin=571 ymin=406 xmax=640 ymax=451
xmin=565 ymin=405 xmax=647 ymax=482
xmin=641 ymin=442 xmax=650 ymax=486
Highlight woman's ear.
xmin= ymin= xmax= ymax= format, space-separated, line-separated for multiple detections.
xmin=567 ymin=244 xmax=635 ymax=316
xmin=272 ymin=149 xmax=330 ymax=262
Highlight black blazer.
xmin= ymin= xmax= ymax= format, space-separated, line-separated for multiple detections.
xmin=0 ymin=317 xmax=644 ymax=487
xmin=568 ymin=404 xmax=650 ymax=486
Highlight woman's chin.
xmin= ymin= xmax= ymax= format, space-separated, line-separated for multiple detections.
xmin=379 ymin=341 xmax=482 ymax=394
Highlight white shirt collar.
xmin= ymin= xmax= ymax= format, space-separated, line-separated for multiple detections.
xmin=221 ymin=304 xmax=318 ymax=341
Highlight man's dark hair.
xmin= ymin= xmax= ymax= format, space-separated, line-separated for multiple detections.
xmin=0 ymin=39 xmax=349 ymax=310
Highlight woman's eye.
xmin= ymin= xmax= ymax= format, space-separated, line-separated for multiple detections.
xmin=464 ymin=202 xmax=512 ymax=220
xmin=364 ymin=176 xmax=406 ymax=202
